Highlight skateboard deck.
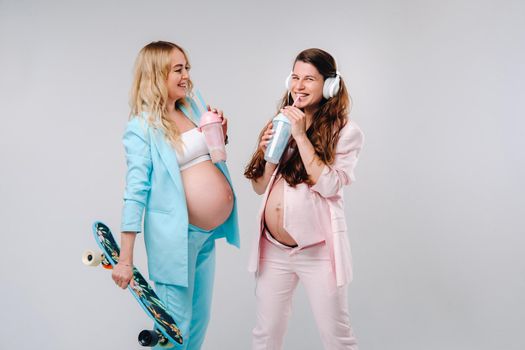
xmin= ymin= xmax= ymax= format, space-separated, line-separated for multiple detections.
xmin=84 ymin=221 xmax=183 ymax=347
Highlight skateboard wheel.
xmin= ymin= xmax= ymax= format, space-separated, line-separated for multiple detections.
xmin=138 ymin=329 xmax=173 ymax=347
xmin=82 ymin=250 xmax=103 ymax=267
xmin=138 ymin=329 xmax=159 ymax=347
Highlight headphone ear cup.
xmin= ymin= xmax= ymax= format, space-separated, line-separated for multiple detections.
xmin=285 ymin=72 xmax=292 ymax=90
xmin=323 ymin=77 xmax=335 ymax=99
xmin=323 ymin=75 xmax=341 ymax=99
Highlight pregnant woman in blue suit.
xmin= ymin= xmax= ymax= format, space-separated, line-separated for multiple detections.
xmin=111 ymin=41 xmax=240 ymax=349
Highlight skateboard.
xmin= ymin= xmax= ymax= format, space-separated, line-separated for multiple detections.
xmin=82 ymin=221 xmax=183 ymax=347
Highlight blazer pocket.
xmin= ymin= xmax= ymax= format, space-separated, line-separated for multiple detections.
xmin=147 ymin=207 xmax=173 ymax=214
xmin=147 ymin=190 xmax=176 ymax=213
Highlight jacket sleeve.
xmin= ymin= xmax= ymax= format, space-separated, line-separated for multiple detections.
xmin=120 ymin=118 xmax=152 ymax=233
xmin=310 ymin=124 xmax=364 ymax=198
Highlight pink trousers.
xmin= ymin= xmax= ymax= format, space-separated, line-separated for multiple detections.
xmin=252 ymin=234 xmax=358 ymax=350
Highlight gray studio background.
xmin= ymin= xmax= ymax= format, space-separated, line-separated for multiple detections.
xmin=1 ymin=0 xmax=524 ymax=349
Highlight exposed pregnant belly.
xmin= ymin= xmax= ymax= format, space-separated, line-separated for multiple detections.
xmin=264 ymin=177 xmax=297 ymax=247
xmin=181 ymin=160 xmax=234 ymax=231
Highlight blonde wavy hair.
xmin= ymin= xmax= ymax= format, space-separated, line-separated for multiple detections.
xmin=129 ymin=41 xmax=194 ymax=151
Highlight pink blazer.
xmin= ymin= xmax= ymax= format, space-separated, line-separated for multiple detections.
xmin=248 ymin=121 xmax=364 ymax=286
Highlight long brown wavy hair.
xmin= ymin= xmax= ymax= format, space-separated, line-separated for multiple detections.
xmin=244 ymin=48 xmax=351 ymax=187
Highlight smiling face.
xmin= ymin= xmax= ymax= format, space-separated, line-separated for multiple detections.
xmin=289 ymin=60 xmax=325 ymax=110
xmin=166 ymin=48 xmax=190 ymax=104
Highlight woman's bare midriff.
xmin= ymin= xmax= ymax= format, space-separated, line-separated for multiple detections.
xmin=181 ymin=160 xmax=233 ymax=231
xmin=264 ymin=177 xmax=298 ymax=247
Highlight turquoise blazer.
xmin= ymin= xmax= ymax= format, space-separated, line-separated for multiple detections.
xmin=120 ymin=98 xmax=240 ymax=286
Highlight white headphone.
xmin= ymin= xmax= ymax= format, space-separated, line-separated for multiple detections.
xmin=285 ymin=71 xmax=341 ymax=99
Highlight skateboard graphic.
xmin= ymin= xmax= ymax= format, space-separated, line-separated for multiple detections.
xmin=82 ymin=221 xmax=183 ymax=347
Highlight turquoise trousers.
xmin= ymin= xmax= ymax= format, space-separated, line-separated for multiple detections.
xmin=154 ymin=224 xmax=216 ymax=350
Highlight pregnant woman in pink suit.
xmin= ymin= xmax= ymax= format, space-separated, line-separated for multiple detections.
xmin=245 ymin=48 xmax=364 ymax=350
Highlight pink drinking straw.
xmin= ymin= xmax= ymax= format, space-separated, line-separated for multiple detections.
xmin=292 ymin=95 xmax=301 ymax=107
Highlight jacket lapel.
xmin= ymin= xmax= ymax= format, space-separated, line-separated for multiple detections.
xmin=149 ymin=127 xmax=184 ymax=195
xmin=257 ymin=166 xmax=279 ymax=233
xmin=145 ymin=100 xmax=199 ymax=196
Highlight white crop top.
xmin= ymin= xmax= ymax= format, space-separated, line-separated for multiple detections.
xmin=178 ymin=128 xmax=211 ymax=171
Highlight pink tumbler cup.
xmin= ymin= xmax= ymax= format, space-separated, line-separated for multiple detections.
xmin=199 ymin=111 xmax=227 ymax=163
